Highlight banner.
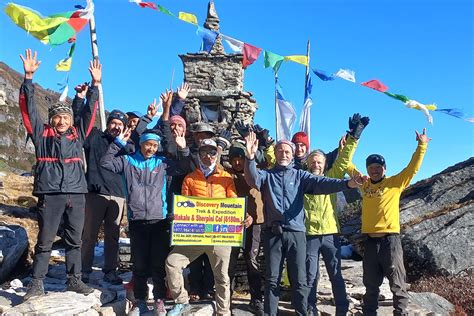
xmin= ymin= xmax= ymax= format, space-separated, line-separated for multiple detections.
xmin=171 ymin=195 xmax=247 ymax=247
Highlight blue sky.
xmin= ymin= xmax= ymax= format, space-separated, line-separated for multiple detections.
xmin=1 ymin=0 xmax=473 ymax=181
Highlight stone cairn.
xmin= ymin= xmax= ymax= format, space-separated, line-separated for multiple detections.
xmin=179 ymin=1 xmax=258 ymax=137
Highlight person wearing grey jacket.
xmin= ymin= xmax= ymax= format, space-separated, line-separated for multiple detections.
xmin=243 ymin=132 xmax=364 ymax=316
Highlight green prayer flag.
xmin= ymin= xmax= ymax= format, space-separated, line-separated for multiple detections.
xmin=264 ymin=50 xmax=284 ymax=73
xmin=384 ymin=92 xmax=410 ymax=103
xmin=157 ymin=5 xmax=174 ymax=16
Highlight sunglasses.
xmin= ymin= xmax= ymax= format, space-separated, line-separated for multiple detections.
xmin=199 ymin=149 xmax=218 ymax=158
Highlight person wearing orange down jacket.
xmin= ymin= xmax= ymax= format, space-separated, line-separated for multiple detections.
xmin=166 ymin=138 xmax=253 ymax=316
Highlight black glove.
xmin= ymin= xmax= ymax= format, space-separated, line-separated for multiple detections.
xmin=216 ymin=129 xmax=232 ymax=150
xmin=347 ymin=113 xmax=361 ymax=134
xmin=235 ymin=121 xmax=251 ymax=138
xmin=254 ymin=124 xmax=274 ymax=148
xmin=349 ymin=114 xmax=370 ymax=139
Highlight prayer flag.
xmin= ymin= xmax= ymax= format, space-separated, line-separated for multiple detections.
xmin=312 ymin=69 xmax=335 ymax=81
xmin=361 ymin=79 xmax=388 ymax=92
xmin=178 ymin=12 xmax=198 ymax=25
xmin=129 ymin=0 xmax=158 ymax=10
xmin=299 ymin=77 xmax=313 ymax=141
xmin=55 ymin=43 xmax=76 ymax=72
xmin=384 ymin=92 xmax=410 ymax=103
xmin=242 ymin=43 xmax=262 ymax=69
xmin=334 ymin=68 xmax=356 ymax=82
xmin=196 ymin=26 xmax=218 ymax=53
xmin=263 ymin=50 xmax=284 ymax=73
xmin=55 ymin=57 xmax=72 ymax=72
xmin=284 ymin=55 xmax=308 ymax=66
xmin=405 ymin=100 xmax=434 ymax=124
xmin=275 ymin=81 xmax=297 ymax=141
xmin=221 ymin=34 xmax=244 ymax=53
xmin=5 ymin=1 xmax=93 ymax=47
xmin=157 ymin=5 xmax=174 ymax=16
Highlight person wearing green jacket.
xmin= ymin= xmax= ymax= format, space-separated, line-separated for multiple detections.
xmin=305 ymin=114 xmax=369 ymax=316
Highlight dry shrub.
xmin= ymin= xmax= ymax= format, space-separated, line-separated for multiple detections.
xmin=410 ymin=274 xmax=473 ymax=315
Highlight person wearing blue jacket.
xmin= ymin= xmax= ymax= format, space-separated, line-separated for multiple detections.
xmin=243 ymin=132 xmax=363 ymax=316
xmin=100 ymin=91 xmax=190 ymax=316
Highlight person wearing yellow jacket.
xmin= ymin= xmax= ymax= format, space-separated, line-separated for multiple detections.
xmin=359 ymin=128 xmax=430 ymax=316
xmin=305 ymin=113 xmax=369 ymax=316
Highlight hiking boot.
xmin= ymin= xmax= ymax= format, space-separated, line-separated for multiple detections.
xmin=128 ymin=299 xmax=148 ymax=316
xmin=103 ymin=270 xmax=123 ymax=285
xmin=154 ymin=298 xmax=167 ymax=316
xmin=67 ymin=275 xmax=94 ymax=295
xmin=249 ymin=299 xmax=264 ymax=316
xmin=167 ymin=303 xmax=191 ymax=316
xmin=23 ymin=278 xmax=45 ymax=301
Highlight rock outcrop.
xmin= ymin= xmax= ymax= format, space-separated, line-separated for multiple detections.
xmin=0 ymin=225 xmax=28 ymax=283
xmin=340 ymin=157 xmax=474 ymax=278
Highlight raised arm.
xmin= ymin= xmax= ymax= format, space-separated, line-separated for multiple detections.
xmin=243 ymin=131 xmax=266 ymax=190
xmin=77 ymin=60 xmax=101 ymax=140
xmin=19 ymin=49 xmax=44 ymax=144
xmin=392 ymin=128 xmax=430 ymax=189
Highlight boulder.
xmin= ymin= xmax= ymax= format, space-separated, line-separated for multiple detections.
xmin=3 ymin=291 xmax=101 ymax=315
xmin=407 ymin=292 xmax=454 ymax=315
xmin=0 ymin=225 xmax=28 ymax=283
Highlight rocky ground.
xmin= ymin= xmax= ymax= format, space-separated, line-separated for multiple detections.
xmin=0 ymin=242 xmax=454 ymax=315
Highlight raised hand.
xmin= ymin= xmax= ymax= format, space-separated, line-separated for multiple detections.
xmin=177 ymin=82 xmax=190 ymax=100
xmin=160 ymin=90 xmax=173 ymax=112
xmin=235 ymin=121 xmax=251 ymax=138
xmin=119 ymin=126 xmax=132 ymax=143
xmin=89 ymin=59 xmax=102 ymax=86
xmin=216 ymin=129 xmax=232 ymax=150
xmin=175 ymin=129 xmax=187 ymax=149
xmin=147 ymin=98 xmax=158 ymax=118
xmin=20 ymin=49 xmax=41 ymax=79
xmin=254 ymin=124 xmax=273 ymax=148
xmin=349 ymin=113 xmax=370 ymax=139
xmin=74 ymin=82 xmax=89 ymax=99
xmin=415 ymin=128 xmax=431 ymax=143
xmin=347 ymin=113 xmax=361 ymax=134
xmin=244 ymin=131 xmax=259 ymax=159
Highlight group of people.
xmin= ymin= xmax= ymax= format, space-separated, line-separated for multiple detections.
xmin=18 ymin=49 xmax=430 ymax=316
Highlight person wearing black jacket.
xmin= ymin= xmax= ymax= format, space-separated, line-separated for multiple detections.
xmin=19 ymin=49 xmax=101 ymax=300
xmin=80 ymin=105 xmax=130 ymax=285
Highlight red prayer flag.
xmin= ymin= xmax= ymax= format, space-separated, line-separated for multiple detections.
xmin=138 ymin=2 xmax=158 ymax=10
xmin=242 ymin=43 xmax=262 ymax=69
xmin=361 ymin=79 xmax=388 ymax=92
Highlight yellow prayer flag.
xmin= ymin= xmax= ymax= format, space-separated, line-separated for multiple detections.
xmin=178 ymin=12 xmax=198 ymax=25
xmin=56 ymin=57 xmax=72 ymax=72
xmin=284 ymin=55 xmax=308 ymax=66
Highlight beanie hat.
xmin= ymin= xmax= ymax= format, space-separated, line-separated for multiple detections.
xmin=366 ymin=154 xmax=386 ymax=167
xmin=139 ymin=132 xmax=161 ymax=145
xmin=275 ymin=140 xmax=296 ymax=154
xmin=229 ymin=142 xmax=246 ymax=160
xmin=126 ymin=111 xmax=143 ymax=119
xmin=48 ymin=102 xmax=73 ymax=124
xmin=170 ymin=115 xmax=187 ymax=132
xmin=291 ymin=131 xmax=310 ymax=150
xmin=107 ymin=109 xmax=128 ymax=126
